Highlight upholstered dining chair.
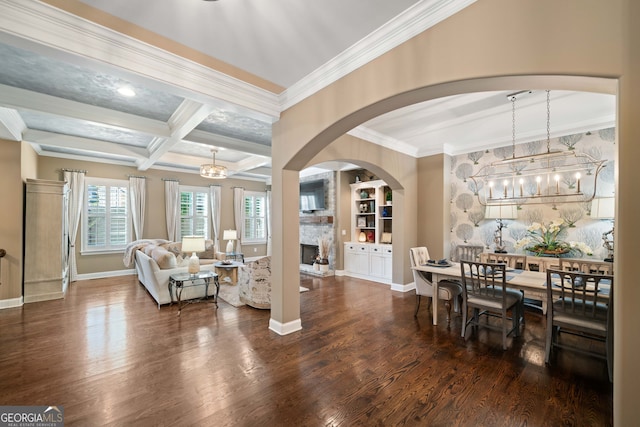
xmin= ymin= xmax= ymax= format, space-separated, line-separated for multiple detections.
xmin=409 ymin=247 xmax=462 ymax=323
xmin=459 ymin=260 xmax=523 ymax=350
xmin=545 ymin=268 xmax=614 ymax=381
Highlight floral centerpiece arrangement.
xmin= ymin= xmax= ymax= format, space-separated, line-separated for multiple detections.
xmin=515 ymin=219 xmax=593 ymax=257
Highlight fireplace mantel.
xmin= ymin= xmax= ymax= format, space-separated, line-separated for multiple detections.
xmin=300 ymin=216 xmax=333 ymax=224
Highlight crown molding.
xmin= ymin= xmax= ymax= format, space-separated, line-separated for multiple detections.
xmin=0 ymin=107 xmax=26 ymax=141
xmin=0 ymin=0 xmax=280 ymax=118
xmin=348 ymin=126 xmax=419 ymax=157
xmin=279 ymin=0 xmax=477 ymax=110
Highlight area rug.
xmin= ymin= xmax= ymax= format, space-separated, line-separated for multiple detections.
xmin=217 ymin=284 xmax=310 ymax=308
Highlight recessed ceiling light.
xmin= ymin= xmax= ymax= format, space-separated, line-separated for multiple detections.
xmin=117 ymin=86 xmax=136 ymax=97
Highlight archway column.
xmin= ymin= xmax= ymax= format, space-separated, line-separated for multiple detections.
xmin=269 ymin=164 xmax=302 ymax=334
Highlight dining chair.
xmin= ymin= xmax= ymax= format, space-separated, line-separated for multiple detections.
xmin=484 ymin=253 xmax=527 ymax=270
xmin=558 ymin=258 xmax=614 ymax=275
xmin=545 ymin=268 xmax=613 ymax=381
xmin=409 ymin=247 xmax=462 ymax=323
xmin=455 ymin=245 xmax=484 ymax=262
xmin=460 ymin=260 xmax=523 ymax=350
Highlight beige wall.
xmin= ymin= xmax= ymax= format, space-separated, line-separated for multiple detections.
xmin=0 ymin=141 xmax=26 ymax=303
xmin=270 ymin=0 xmax=638 ymax=422
xmin=37 ymin=157 xmax=268 ymax=275
xmin=416 ymin=154 xmax=448 ymax=260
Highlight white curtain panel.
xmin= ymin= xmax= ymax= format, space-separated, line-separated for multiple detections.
xmin=233 ymin=187 xmax=245 ymax=254
xmin=209 ymin=185 xmax=222 ymax=252
xmin=129 ymin=176 xmax=146 ymax=241
xmin=266 ymin=189 xmax=272 ymax=256
xmin=63 ymin=170 xmax=85 ymax=283
xmin=164 ymin=180 xmax=180 ymax=242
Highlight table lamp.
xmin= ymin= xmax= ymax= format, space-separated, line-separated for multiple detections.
xmin=181 ymin=236 xmax=205 ymax=275
xmin=485 ymin=204 xmax=518 ymax=253
xmin=223 ymin=229 xmax=237 ymax=254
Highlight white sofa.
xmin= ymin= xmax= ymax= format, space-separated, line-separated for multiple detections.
xmin=130 ymin=240 xmax=224 ymax=307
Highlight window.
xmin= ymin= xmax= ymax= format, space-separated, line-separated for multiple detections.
xmin=244 ymin=191 xmax=266 ymax=243
xmin=82 ymin=178 xmax=130 ymax=253
xmin=180 ymin=186 xmax=209 ymax=239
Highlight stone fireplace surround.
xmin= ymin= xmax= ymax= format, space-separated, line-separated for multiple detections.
xmin=299 ymin=171 xmax=336 ymax=276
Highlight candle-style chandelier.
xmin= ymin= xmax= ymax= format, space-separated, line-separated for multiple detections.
xmin=470 ymin=90 xmax=606 ymax=207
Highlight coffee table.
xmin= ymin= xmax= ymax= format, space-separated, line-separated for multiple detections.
xmin=168 ymin=270 xmax=219 ymax=315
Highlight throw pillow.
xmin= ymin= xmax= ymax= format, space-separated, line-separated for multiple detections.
xmin=199 ymin=240 xmax=217 ymax=259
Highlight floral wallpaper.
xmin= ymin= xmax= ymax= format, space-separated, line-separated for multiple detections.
xmin=448 ymin=128 xmax=616 ymax=260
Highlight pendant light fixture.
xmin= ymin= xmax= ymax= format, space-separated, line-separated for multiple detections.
xmin=470 ymin=90 xmax=605 ymax=207
xmin=200 ymin=149 xmax=227 ymax=179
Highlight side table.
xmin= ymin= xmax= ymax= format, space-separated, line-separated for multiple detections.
xmin=168 ymin=271 xmax=219 ymax=315
xmin=214 ymin=261 xmax=242 ymax=285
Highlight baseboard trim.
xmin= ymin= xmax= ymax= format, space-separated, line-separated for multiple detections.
xmin=391 ymin=282 xmax=416 ymax=292
xmin=76 ymin=269 xmax=135 ymax=281
xmin=269 ymin=318 xmax=302 ymax=335
xmin=0 ymin=296 xmax=23 ymax=309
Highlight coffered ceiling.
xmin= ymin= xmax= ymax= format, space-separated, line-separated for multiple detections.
xmin=0 ymin=0 xmax=616 ymax=181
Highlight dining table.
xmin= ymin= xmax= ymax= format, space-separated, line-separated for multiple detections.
xmin=412 ymin=262 xmax=610 ymax=326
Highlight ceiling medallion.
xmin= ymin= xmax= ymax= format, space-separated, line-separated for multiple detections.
xmin=200 ymin=149 xmax=227 ymax=179
xmin=470 ymin=90 xmax=605 ymax=207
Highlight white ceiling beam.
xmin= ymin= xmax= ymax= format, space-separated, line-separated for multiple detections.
xmin=137 ymin=100 xmax=215 ymax=170
xmin=0 ymin=107 xmax=26 ymax=141
xmin=23 ymin=129 xmax=148 ymax=159
xmin=0 ymin=84 xmax=170 ymax=137
xmin=184 ymin=129 xmax=271 ymax=157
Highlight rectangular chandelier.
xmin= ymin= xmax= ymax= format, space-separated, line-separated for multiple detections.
xmin=470 ymin=90 xmax=606 ymax=207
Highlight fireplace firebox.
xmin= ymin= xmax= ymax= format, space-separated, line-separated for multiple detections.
xmin=300 ymin=244 xmax=319 ymax=265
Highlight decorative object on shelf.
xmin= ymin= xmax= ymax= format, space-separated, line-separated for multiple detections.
xmin=358 ymin=232 xmax=367 ymax=242
xmin=357 ymin=217 xmax=366 ymax=227
xmin=381 ymin=232 xmax=392 ymax=244
xmin=382 ymin=207 xmax=389 ymax=217
xmin=514 ymin=219 xmax=593 ymax=257
xmin=200 ymin=148 xmax=227 ymax=179
xmin=359 ymin=203 xmax=367 ymax=213
xmin=591 ymin=197 xmax=615 ymax=262
xmin=385 ymin=190 xmax=392 ymax=205
xmin=485 ymin=204 xmax=518 ymax=253
xmin=181 ymin=235 xmax=206 ymax=275
xmin=355 ymin=175 xmax=361 ymax=183
xmin=360 ymin=190 xmax=369 ymax=199
xmin=223 ymin=229 xmax=238 ymax=254
xmin=366 ymin=231 xmax=375 ymax=242
xmin=470 ymin=90 xmax=605 ymax=207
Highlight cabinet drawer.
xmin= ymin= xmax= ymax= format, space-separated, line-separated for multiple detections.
xmin=345 ymin=243 xmax=370 ymax=253
xmin=371 ymin=245 xmax=392 ymax=256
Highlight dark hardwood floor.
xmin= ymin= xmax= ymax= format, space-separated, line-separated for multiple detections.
xmin=0 ymin=274 xmax=612 ymax=426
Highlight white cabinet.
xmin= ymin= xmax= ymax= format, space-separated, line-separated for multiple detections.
xmin=344 ymin=180 xmax=393 ymax=284
xmin=24 ymin=179 xmax=69 ymax=303
xmin=344 ymin=243 xmax=392 ymax=283
xmin=370 ymin=245 xmax=393 ymax=279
